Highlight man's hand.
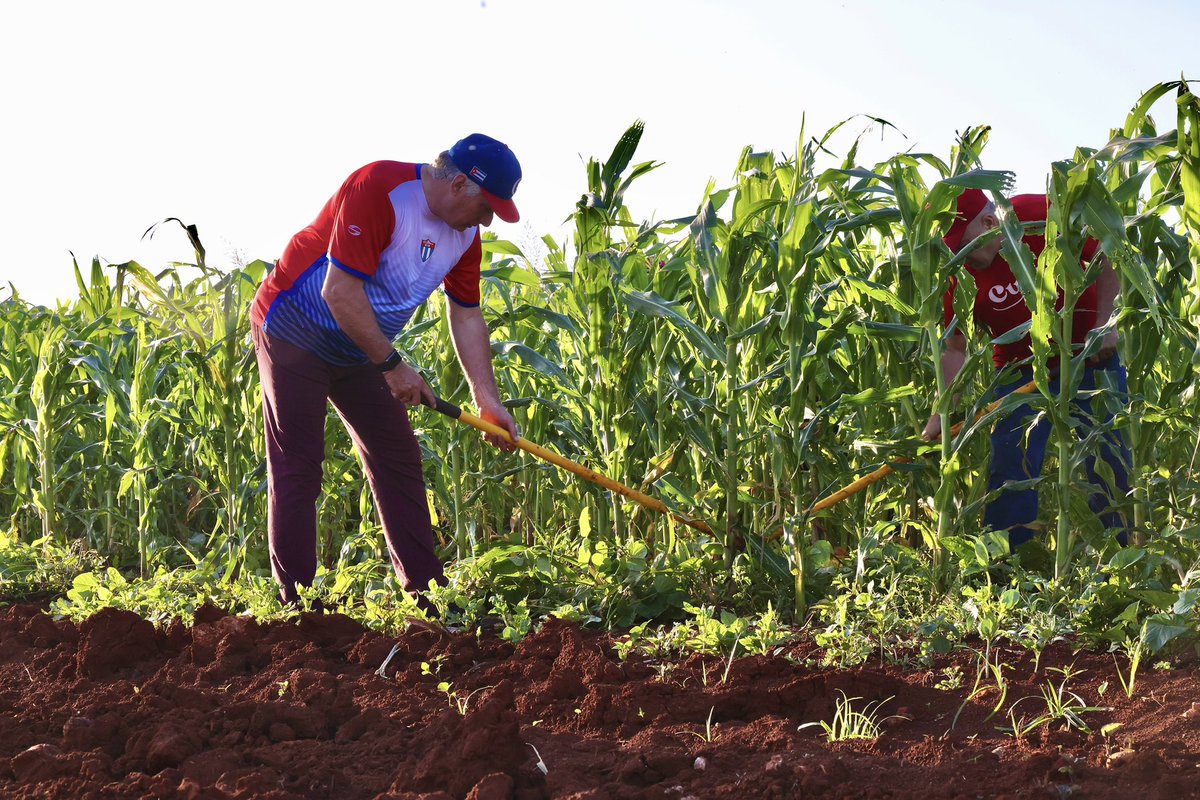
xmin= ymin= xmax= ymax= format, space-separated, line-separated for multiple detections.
xmin=1088 ymin=330 xmax=1119 ymax=366
xmin=384 ymin=362 xmax=435 ymax=407
xmin=921 ymin=415 xmax=942 ymax=442
xmin=477 ymin=398 xmax=519 ymax=452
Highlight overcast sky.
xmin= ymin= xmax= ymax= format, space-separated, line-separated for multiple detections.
xmin=2 ymin=0 xmax=1196 ymax=305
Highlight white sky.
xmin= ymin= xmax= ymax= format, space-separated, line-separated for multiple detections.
xmin=1 ymin=0 xmax=1196 ymax=305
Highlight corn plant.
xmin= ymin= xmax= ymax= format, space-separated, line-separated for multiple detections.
xmin=2 ymin=83 xmax=1199 ymax=628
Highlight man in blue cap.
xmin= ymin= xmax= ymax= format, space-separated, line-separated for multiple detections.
xmin=251 ymin=134 xmax=522 ymax=613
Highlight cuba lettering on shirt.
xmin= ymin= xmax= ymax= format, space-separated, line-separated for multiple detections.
xmin=986 ymin=282 xmax=1024 ymax=311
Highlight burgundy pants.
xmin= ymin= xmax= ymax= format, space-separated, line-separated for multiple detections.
xmin=252 ymin=324 xmax=445 ymax=606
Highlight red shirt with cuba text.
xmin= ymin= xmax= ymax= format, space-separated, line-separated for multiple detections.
xmin=943 ymin=194 xmax=1101 ymax=368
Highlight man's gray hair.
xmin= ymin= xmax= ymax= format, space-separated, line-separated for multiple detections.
xmin=428 ymin=151 xmax=481 ymax=194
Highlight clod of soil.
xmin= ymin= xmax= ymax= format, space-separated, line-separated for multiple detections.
xmin=1 ymin=602 xmax=1197 ymax=799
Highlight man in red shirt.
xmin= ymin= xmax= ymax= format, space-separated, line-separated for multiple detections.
xmin=251 ymin=133 xmax=522 ymax=612
xmin=923 ymin=188 xmax=1131 ymax=549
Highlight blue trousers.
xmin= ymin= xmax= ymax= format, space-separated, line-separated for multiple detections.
xmin=984 ymin=354 xmax=1132 ymax=549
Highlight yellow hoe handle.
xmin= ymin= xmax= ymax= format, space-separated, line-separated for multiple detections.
xmin=806 ymin=375 xmax=1044 ymax=514
xmin=425 ymin=397 xmax=715 ymax=537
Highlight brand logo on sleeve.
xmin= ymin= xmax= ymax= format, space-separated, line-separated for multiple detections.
xmin=347 ymin=225 xmax=363 ymax=237
xmin=420 ymin=238 xmax=436 ymax=263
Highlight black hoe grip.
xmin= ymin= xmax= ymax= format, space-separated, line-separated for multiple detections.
xmin=431 ymin=397 xmax=462 ymax=419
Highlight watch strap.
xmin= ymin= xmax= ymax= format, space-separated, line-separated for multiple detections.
xmin=375 ymin=351 xmax=404 ymax=373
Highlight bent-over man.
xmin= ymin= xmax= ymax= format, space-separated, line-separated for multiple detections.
xmin=923 ymin=188 xmax=1132 ymax=549
xmin=250 ymin=133 xmax=522 ymax=610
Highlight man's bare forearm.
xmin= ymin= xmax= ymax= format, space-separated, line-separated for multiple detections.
xmin=1094 ymin=254 xmax=1120 ymax=329
xmin=321 ymin=267 xmax=394 ymax=363
xmin=447 ymin=301 xmax=503 ymax=406
xmin=922 ymin=334 xmax=968 ymax=440
xmin=942 ymin=348 xmax=965 ymax=395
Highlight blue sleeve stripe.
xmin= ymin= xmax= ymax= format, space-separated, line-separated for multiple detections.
xmin=444 ymin=288 xmax=479 ymax=308
xmin=329 ymin=254 xmax=372 ymax=280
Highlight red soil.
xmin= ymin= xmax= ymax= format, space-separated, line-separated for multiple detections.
xmin=0 ymin=602 xmax=1197 ymax=799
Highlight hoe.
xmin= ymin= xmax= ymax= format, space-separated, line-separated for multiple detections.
xmin=424 ymin=396 xmax=715 ymax=536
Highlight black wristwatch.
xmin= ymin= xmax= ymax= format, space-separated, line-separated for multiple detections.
xmin=375 ymin=351 xmax=404 ymax=373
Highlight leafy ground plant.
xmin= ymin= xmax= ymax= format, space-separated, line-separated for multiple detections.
xmin=436 ymin=681 xmax=494 ymax=716
xmin=0 ymin=533 xmax=103 ymax=601
xmin=613 ymin=604 xmax=795 ymax=661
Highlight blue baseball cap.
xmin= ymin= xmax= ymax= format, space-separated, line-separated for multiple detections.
xmin=448 ymin=133 xmax=522 ymax=223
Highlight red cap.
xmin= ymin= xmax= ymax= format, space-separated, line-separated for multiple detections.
xmin=479 ymin=187 xmax=520 ymax=224
xmin=448 ymin=134 xmax=522 ymax=224
xmin=943 ymin=188 xmax=988 ymax=253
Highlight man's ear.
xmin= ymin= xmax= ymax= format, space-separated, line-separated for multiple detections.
xmin=981 ymin=211 xmax=999 ymax=231
xmin=450 ymin=174 xmax=470 ymax=195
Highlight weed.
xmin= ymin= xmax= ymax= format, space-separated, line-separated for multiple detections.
xmin=799 ymin=692 xmax=901 ymax=742
xmin=436 ymin=682 xmax=495 ymax=716
xmin=1039 ymin=678 xmax=1108 ymax=735
xmin=950 ymin=649 xmax=1009 ymax=731
xmin=720 ymin=632 xmax=742 ymax=685
xmin=1106 ymin=623 xmax=1149 ymax=699
xmin=420 ymin=655 xmax=448 ymax=676
xmin=491 ymin=597 xmax=533 ymax=643
xmin=376 ymin=644 xmax=402 ymax=678
xmin=1002 ymin=702 xmax=1047 ymax=741
xmin=935 ymin=664 xmax=965 ymax=691
xmin=686 ymin=706 xmax=719 ymax=744
xmin=1000 ymin=677 xmax=1109 ymax=739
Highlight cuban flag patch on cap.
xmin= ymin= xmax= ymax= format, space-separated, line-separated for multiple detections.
xmin=469 ymin=166 xmax=487 ymax=182
xmin=420 ymin=238 xmax=436 ymax=263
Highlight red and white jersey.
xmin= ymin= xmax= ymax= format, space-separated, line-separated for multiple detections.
xmin=252 ymin=161 xmax=482 ymax=365
xmin=943 ymin=194 xmax=1101 ymax=368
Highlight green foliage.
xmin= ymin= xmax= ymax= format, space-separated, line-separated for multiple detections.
xmin=0 ymin=531 xmax=103 ymax=601
xmin=50 ymin=563 xmax=289 ymax=625
xmin=1 ymin=83 xmax=1199 ymax=661
xmin=614 ymin=603 xmax=795 ymax=660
